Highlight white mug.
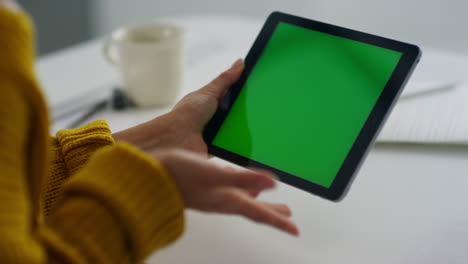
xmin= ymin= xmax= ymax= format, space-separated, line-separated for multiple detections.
xmin=103 ymin=23 xmax=184 ymax=107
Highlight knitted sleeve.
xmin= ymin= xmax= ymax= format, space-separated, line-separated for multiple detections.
xmin=43 ymin=120 xmax=115 ymax=215
xmin=0 ymin=7 xmax=185 ymax=263
xmin=39 ymin=143 xmax=185 ymax=263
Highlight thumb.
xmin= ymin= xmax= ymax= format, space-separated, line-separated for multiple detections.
xmin=199 ymin=58 xmax=244 ymax=100
xmin=171 ymin=59 xmax=244 ymax=132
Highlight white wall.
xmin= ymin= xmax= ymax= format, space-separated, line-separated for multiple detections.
xmin=91 ymin=0 xmax=312 ymax=32
xmin=91 ymin=0 xmax=468 ymax=53
xmin=309 ymin=0 xmax=468 ymax=53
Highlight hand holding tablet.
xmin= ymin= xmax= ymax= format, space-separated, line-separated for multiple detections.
xmin=203 ymin=12 xmax=421 ymax=201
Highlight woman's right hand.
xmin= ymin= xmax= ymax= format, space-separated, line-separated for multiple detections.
xmin=154 ymin=149 xmax=299 ymax=236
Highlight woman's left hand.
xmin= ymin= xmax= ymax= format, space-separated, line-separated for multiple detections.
xmin=113 ymin=59 xmax=244 ymax=156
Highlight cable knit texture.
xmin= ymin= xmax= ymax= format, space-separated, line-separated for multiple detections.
xmin=0 ymin=7 xmax=185 ymax=263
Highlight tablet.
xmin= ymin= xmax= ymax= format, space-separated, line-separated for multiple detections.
xmin=203 ymin=11 xmax=421 ymax=201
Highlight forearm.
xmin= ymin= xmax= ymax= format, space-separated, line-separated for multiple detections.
xmin=0 ymin=6 xmax=185 ymax=262
xmin=112 ymin=113 xmax=171 ymax=152
xmin=40 ymin=144 xmax=185 ymax=263
xmin=2 ymin=142 xmax=185 ymax=263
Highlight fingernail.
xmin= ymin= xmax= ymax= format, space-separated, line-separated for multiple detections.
xmin=285 ymin=224 xmax=300 ymax=237
xmin=231 ymin=58 xmax=243 ymax=70
xmin=268 ymin=173 xmax=280 ymax=181
xmin=259 ymin=178 xmax=276 ymax=189
xmin=291 ymin=228 xmax=300 ymax=237
xmin=260 ymin=171 xmax=280 ymax=181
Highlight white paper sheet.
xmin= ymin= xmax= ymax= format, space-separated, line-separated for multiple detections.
xmin=378 ymin=81 xmax=468 ymax=144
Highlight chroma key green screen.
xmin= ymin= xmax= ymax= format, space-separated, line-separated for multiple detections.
xmin=212 ymin=22 xmax=402 ymax=188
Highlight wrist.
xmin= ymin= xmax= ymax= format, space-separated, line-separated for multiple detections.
xmin=150 ymin=149 xmax=188 ymax=204
xmin=112 ymin=113 xmax=172 ymax=152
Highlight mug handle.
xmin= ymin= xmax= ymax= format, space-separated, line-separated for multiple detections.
xmin=102 ymin=38 xmax=120 ymax=66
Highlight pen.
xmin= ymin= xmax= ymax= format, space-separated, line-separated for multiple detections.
xmin=64 ymin=88 xmax=135 ymax=129
xmin=66 ymin=99 xmax=108 ymax=129
xmin=399 ymin=82 xmax=458 ymax=101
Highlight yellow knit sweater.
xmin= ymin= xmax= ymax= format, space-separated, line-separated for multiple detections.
xmin=0 ymin=8 xmax=184 ymax=264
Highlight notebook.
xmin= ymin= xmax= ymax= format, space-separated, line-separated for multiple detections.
xmin=377 ymin=80 xmax=468 ymax=145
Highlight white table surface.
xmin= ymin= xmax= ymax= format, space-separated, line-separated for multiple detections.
xmin=37 ymin=15 xmax=468 ymax=264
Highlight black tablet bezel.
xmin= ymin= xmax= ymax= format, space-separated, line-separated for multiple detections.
xmin=203 ymin=11 xmax=421 ymax=201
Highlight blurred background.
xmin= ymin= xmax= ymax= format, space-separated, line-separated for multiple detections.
xmin=19 ymin=0 xmax=468 ymax=56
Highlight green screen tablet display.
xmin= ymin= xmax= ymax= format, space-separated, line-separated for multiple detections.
xmin=212 ymin=22 xmax=402 ymax=188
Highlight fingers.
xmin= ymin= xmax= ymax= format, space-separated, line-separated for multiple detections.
xmin=223 ymin=170 xmax=291 ymax=217
xmin=259 ymin=202 xmax=292 ymax=217
xmin=169 ymin=59 xmax=244 ymax=132
xmin=221 ymin=167 xmax=277 ymax=192
xmin=160 ymin=149 xmax=298 ymax=236
xmin=216 ymin=167 xmax=297 ymax=235
xmin=223 ymin=190 xmax=299 ymax=236
xmin=219 ymin=167 xmax=278 ymax=198
xmin=170 ymin=59 xmax=244 ymax=133
xmin=199 ymin=59 xmax=244 ymax=100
